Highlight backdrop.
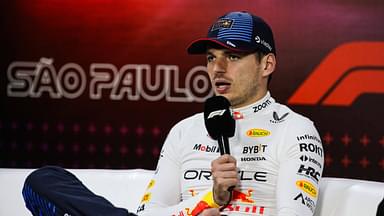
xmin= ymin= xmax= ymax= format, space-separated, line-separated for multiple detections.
xmin=1 ymin=0 xmax=383 ymax=181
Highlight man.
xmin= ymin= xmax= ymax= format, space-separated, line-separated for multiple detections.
xmin=136 ymin=11 xmax=324 ymax=216
xmin=23 ymin=11 xmax=323 ymax=216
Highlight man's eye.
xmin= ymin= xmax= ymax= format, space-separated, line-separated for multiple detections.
xmin=228 ymin=55 xmax=240 ymax=61
xmin=206 ymin=55 xmax=215 ymax=62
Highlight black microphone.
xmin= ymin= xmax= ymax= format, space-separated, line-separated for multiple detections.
xmin=204 ymin=96 xmax=235 ymax=155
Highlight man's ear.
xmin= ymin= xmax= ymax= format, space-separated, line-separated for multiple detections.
xmin=261 ymin=53 xmax=276 ymax=77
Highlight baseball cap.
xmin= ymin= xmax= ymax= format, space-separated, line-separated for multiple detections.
xmin=187 ymin=11 xmax=276 ymax=55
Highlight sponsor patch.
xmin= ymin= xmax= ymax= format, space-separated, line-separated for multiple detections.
xmin=254 ymin=35 xmax=273 ymax=51
xmin=184 ymin=169 xmax=212 ymax=180
xmin=146 ymin=179 xmax=155 ymax=190
xmin=211 ymin=18 xmax=234 ymax=31
xmin=184 ymin=169 xmax=267 ymax=182
xmin=246 ymin=128 xmax=271 ymax=137
xmin=193 ymin=143 xmax=219 ymax=153
xmin=294 ymin=193 xmax=316 ymax=213
xmin=140 ymin=192 xmax=152 ymax=203
xmin=297 ymin=164 xmax=320 ymax=183
xmin=137 ymin=204 xmax=145 ymax=213
xmin=189 ymin=189 xmax=197 ymax=197
xmin=252 ymin=99 xmax=271 ymax=113
xmin=240 ymin=156 xmax=266 ymax=162
xmin=297 ymin=134 xmax=322 ymax=143
xmin=191 ymin=191 xmax=220 ymax=215
xmin=300 ymin=155 xmax=322 ymax=169
xmin=243 ymin=144 xmax=267 ymax=154
xmin=296 ymin=180 xmax=317 ymax=198
xmin=233 ymin=111 xmax=244 ymax=120
xmin=299 ymin=142 xmax=323 ymax=157
xmin=270 ymin=111 xmax=289 ymax=123
xmin=224 ymin=204 xmax=265 ymax=214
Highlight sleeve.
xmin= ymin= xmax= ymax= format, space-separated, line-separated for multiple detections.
xmin=275 ymin=117 xmax=324 ymax=216
xmin=136 ymin=119 xmax=221 ymax=216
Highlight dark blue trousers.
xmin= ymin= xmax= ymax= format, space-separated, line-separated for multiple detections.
xmin=378 ymin=198 xmax=384 ymax=216
xmin=22 ymin=166 xmax=137 ymax=216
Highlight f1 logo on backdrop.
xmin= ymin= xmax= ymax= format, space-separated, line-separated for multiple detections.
xmin=288 ymin=41 xmax=384 ymax=106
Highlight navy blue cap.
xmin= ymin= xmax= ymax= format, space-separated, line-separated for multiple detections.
xmin=187 ymin=11 xmax=276 ymax=55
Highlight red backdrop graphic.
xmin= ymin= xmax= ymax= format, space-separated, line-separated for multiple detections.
xmin=1 ymin=0 xmax=383 ymax=181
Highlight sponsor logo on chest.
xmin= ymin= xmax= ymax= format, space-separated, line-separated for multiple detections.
xmin=246 ymin=128 xmax=271 ymax=137
xmin=192 ymin=143 xmax=220 ymax=153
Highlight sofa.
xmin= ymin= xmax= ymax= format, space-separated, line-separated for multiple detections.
xmin=0 ymin=168 xmax=383 ymax=216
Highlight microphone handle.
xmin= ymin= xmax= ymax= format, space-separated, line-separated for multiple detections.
xmin=223 ymin=135 xmax=230 ymax=155
xmin=218 ymin=135 xmax=225 ymax=155
xmin=218 ymin=135 xmax=230 ymax=155
xmin=218 ymin=135 xmax=235 ymax=193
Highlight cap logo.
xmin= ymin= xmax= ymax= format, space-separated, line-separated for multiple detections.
xmin=254 ymin=35 xmax=273 ymax=52
xmin=226 ymin=41 xmax=236 ymax=47
xmin=211 ymin=18 xmax=234 ymax=31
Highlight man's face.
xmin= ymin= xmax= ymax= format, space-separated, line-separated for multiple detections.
xmin=206 ymin=48 xmax=266 ymax=108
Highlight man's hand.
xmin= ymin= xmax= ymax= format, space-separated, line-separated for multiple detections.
xmin=211 ymin=154 xmax=238 ymax=206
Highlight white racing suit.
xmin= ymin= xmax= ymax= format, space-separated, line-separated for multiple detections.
xmin=137 ymin=92 xmax=324 ymax=216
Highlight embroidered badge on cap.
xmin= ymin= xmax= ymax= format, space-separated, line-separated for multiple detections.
xmin=211 ymin=18 xmax=234 ymax=31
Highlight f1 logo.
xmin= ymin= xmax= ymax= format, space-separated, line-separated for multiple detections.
xmin=207 ymin=109 xmax=226 ymax=119
xmin=288 ymin=41 xmax=384 ymax=106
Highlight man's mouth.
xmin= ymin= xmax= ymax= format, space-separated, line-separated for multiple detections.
xmin=214 ymin=80 xmax=231 ymax=93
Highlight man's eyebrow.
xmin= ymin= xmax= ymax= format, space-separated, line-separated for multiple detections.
xmin=206 ymin=50 xmax=215 ymax=56
xmin=206 ymin=49 xmax=233 ymax=55
xmin=206 ymin=49 xmax=249 ymax=56
xmin=223 ymin=50 xmax=236 ymax=55
xmin=228 ymin=49 xmax=252 ymax=54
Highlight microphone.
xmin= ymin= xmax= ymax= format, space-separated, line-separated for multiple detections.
xmin=204 ymin=96 xmax=235 ymax=155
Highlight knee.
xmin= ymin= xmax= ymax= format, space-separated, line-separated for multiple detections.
xmin=22 ymin=166 xmax=67 ymax=214
xmin=24 ymin=166 xmax=67 ymax=190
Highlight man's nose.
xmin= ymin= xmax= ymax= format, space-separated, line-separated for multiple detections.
xmin=212 ymin=57 xmax=227 ymax=73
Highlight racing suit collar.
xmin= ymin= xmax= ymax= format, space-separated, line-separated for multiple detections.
xmin=232 ymin=91 xmax=274 ymax=120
